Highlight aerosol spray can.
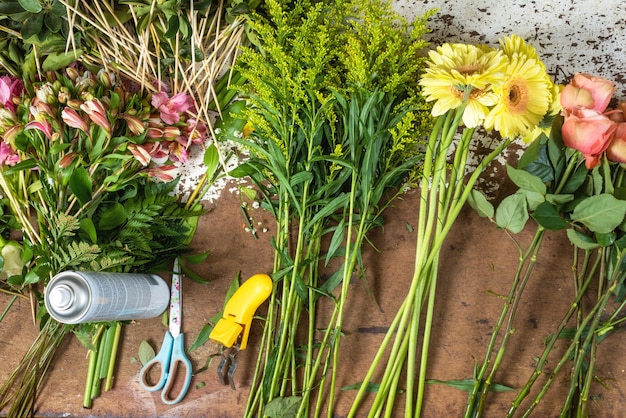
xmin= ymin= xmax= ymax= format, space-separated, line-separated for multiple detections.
xmin=44 ymin=271 xmax=170 ymax=324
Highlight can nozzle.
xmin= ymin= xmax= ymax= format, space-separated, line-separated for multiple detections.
xmin=48 ymin=284 xmax=74 ymax=310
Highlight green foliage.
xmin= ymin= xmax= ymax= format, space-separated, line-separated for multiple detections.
xmin=221 ymin=0 xmax=435 ymax=415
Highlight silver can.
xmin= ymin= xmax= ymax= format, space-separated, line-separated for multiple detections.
xmin=44 ymin=271 xmax=170 ymax=324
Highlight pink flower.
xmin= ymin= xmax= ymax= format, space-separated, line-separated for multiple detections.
xmin=61 ymin=107 xmax=89 ymax=133
xmin=561 ymin=73 xmax=615 ymax=114
xmin=562 ymin=108 xmax=617 ymax=169
xmin=151 ymin=92 xmax=194 ymax=124
xmin=185 ymin=118 xmax=207 ymax=145
xmin=143 ymin=165 xmax=178 ymax=182
xmin=606 ymin=123 xmax=626 ymax=163
xmin=0 ymin=142 xmax=19 ymax=166
xmin=0 ymin=108 xmax=17 ymax=130
xmin=25 ymin=120 xmax=53 ymax=139
xmin=80 ymin=99 xmax=111 ymax=135
xmin=128 ymin=143 xmax=152 ymax=166
xmin=0 ymin=76 xmax=23 ymax=111
xmin=128 ymin=142 xmax=168 ymax=166
xmin=168 ymin=140 xmax=189 ymax=163
xmin=3 ymin=124 xmax=23 ymax=144
xmin=58 ymin=152 xmax=77 ymax=168
xmin=122 ymin=114 xmax=146 ymax=136
xmin=146 ymin=127 xmax=163 ymax=139
xmin=163 ymin=126 xmax=182 ymax=140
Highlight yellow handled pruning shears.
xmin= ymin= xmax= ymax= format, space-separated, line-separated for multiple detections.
xmin=209 ymin=273 xmax=272 ymax=389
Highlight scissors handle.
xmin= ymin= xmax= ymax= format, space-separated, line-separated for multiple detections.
xmin=139 ymin=331 xmax=174 ymax=392
xmin=160 ymin=333 xmax=193 ymax=405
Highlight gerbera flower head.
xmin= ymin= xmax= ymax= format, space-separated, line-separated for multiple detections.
xmin=521 ymin=82 xmax=563 ymax=143
xmin=419 ymin=43 xmax=507 ymax=128
xmin=499 ymin=34 xmax=541 ymax=63
xmin=484 ymin=53 xmax=552 ymax=139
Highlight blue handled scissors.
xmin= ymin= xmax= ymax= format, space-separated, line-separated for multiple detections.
xmin=139 ymin=258 xmax=193 ymax=405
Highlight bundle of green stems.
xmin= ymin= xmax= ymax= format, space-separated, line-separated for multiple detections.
xmin=466 ymin=142 xmax=626 ymax=416
xmin=348 ymin=102 xmax=513 ymax=417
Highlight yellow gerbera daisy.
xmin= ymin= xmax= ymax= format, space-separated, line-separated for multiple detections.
xmin=484 ymin=55 xmax=552 ymax=139
xmin=419 ymin=43 xmax=507 ymax=127
xmin=521 ymin=83 xmax=563 ymax=143
xmin=499 ymin=34 xmax=541 ymax=62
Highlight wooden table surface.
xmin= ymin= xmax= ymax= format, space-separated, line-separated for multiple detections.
xmin=1 ymin=177 xmax=625 ymax=417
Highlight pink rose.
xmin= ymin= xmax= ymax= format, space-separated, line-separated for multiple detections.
xmin=561 ymin=73 xmax=615 ymax=114
xmin=562 ymin=108 xmax=617 ymax=169
xmin=606 ymin=123 xmax=626 ymax=163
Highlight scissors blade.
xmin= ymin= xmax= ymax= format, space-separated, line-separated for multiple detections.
xmin=169 ymin=258 xmax=182 ymax=337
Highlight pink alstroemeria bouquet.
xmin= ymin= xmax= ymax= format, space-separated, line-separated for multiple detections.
xmin=0 ymin=65 xmax=206 ymax=415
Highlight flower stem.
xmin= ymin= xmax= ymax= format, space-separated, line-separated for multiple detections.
xmin=506 ymin=250 xmax=601 ymax=416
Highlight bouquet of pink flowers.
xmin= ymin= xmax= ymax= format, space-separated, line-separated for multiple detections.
xmin=0 ymin=65 xmax=206 ymax=415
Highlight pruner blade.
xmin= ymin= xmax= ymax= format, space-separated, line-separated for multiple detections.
xmin=209 ymin=273 xmax=272 ymax=389
xmin=217 ymin=345 xmax=240 ymax=390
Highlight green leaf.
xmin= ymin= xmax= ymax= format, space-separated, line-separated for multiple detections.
xmin=571 ymin=194 xmax=626 ymax=234
xmin=495 ymin=193 xmax=528 ymax=234
xmin=17 ymin=0 xmax=42 ymax=13
xmin=44 ymin=10 xmax=62 ymax=33
xmin=595 ymin=232 xmax=616 ymax=247
xmin=203 ymin=144 xmax=220 ymax=181
xmin=224 ymin=273 xmax=241 ymax=309
xmin=21 ymin=13 xmax=44 ymax=40
xmin=22 ymin=269 xmax=40 ymax=285
xmin=184 ymin=251 xmax=210 ymax=264
xmin=566 ymin=229 xmax=599 ymax=250
xmin=164 ymin=14 xmax=179 ymax=38
xmin=265 ymin=396 xmax=302 ymax=418
xmin=69 ymin=165 xmax=93 ymax=206
xmin=180 ymin=262 xmax=210 ymax=284
xmin=138 ymin=340 xmax=156 ymax=366
xmin=98 ymin=202 xmax=127 ymax=230
xmin=467 ymin=189 xmax=494 ymax=219
xmin=5 ymin=158 xmax=37 ymax=174
xmin=0 ymin=2 xmax=29 ymax=15
xmin=79 ymin=217 xmax=97 ymax=244
xmin=426 ymin=379 xmax=514 ymax=393
xmin=531 ymin=201 xmax=568 ymax=231
xmin=518 ymin=141 xmax=554 ymax=183
xmin=506 ymin=164 xmax=546 ymax=195
xmin=325 ymin=220 xmax=345 ymax=266
xmin=189 ymin=322 xmax=214 ymax=352
xmin=545 ymin=193 xmax=574 ymax=205
xmin=342 ymin=382 xmax=385 ymax=393
xmin=518 ymin=189 xmax=544 ymax=211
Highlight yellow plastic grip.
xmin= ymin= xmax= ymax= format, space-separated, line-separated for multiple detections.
xmin=209 ymin=274 xmax=272 ymax=350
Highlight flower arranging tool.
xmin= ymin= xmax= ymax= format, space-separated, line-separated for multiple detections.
xmin=209 ymin=274 xmax=272 ymax=389
xmin=139 ymin=259 xmax=193 ymax=405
